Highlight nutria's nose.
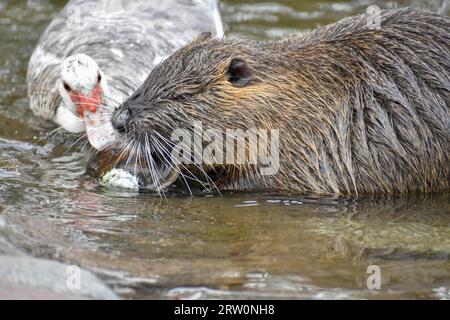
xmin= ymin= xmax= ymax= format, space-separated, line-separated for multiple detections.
xmin=112 ymin=107 xmax=130 ymax=133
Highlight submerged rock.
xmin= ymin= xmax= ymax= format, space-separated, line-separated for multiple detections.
xmin=0 ymin=256 xmax=118 ymax=300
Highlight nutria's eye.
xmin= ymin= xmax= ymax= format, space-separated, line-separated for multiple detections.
xmin=97 ymin=73 xmax=102 ymax=83
xmin=63 ymin=81 xmax=71 ymax=92
xmin=227 ymin=58 xmax=252 ymax=87
xmin=174 ymin=93 xmax=193 ymax=102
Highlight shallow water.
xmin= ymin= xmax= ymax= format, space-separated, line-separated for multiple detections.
xmin=0 ymin=0 xmax=449 ymax=299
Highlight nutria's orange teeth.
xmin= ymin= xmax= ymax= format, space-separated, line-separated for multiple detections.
xmin=146 ymin=166 xmax=179 ymax=191
xmin=87 ymin=145 xmax=179 ymax=191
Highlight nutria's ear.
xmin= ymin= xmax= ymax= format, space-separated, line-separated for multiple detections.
xmin=227 ymin=58 xmax=252 ymax=87
xmin=195 ymin=32 xmax=213 ymax=43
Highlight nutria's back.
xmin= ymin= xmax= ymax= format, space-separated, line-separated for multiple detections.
xmin=108 ymin=8 xmax=449 ymax=195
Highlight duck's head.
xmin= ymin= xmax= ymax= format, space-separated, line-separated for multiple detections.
xmin=56 ymin=53 xmax=116 ymax=150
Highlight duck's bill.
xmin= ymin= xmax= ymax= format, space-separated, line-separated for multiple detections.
xmin=84 ymin=107 xmax=117 ymax=151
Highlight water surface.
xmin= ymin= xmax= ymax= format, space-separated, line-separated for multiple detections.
xmin=0 ymin=0 xmax=449 ymax=299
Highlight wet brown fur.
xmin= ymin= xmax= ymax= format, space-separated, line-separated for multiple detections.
xmin=99 ymin=8 xmax=449 ymax=195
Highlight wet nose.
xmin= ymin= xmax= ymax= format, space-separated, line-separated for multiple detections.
xmin=112 ymin=107 xmax=130 ymax=133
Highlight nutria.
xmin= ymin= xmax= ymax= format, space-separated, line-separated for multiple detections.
xmin=91 ymin=8 xmax=450 ymax=195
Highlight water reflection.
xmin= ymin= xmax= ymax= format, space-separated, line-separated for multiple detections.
xmin=223 ymin=0 xmax=449 ymax=38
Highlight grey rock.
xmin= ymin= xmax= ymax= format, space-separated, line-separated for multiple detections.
xmin=0 ymin=255 xmax=118 ymax=300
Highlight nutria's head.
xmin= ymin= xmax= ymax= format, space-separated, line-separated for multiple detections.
xmin=111 ymin=32 xmax=275 ymax=135
xmin=95 ymin=32 xmax=359 ymax=192
xmin=100 ymin=32 xmax=290 ymax=191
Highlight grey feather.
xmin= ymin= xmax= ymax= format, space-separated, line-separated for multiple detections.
xmin=27 ymin=0 xmax=223 ymax=121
